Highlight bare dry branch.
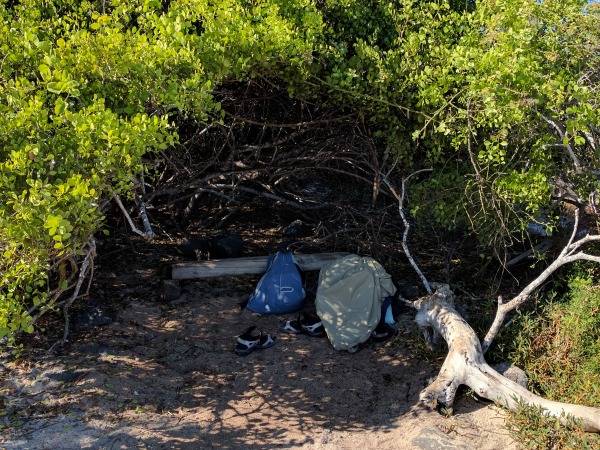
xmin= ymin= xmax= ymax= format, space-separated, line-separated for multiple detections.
xmin=481 ymin=210 xmax=600 ymax=353
xmin=401 ymin=170 xmax=433 ymax=294
xmin=48 ymin=239 xmax=97 ymax=351
xmin=112 ymin=190 xmax=155 ymax=239
xmin=540 ymin=112 xmax=583 ymax=173
xmin=135 ymin=194 xmax=156 ymax=238
xmin=223 ymin=110 xmax=355 ymax=129
xmin=413 ymin=285 xmax=600 ymax=432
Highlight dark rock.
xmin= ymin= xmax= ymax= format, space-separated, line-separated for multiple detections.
xmin=283 ymin=220 xmax=310 ymax=238
xmin=161 ymin=279 xmax=182 ymax=302
xmin=396 ymin=281 xmax=420 ymax=300
xmin=74 ymin=298 xmax=114 ymax=328
xmin=492 ymin=360 xmax=529 ymax=388
xmin=177 ymin=234 xmax=244 ymax=260
xmin=176 ymin=237 xmax=212 ymax=260
xmin=210 ymin=234 xmax=244 ymax=259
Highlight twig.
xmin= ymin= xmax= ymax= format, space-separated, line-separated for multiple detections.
xmin=208 ymin=183 xmax=339 ymax=210
xmin=223 ymin=110 xmax=355 ymax=129
xmin=382 ymin=168 xmax=433 ymax=294
xmin=24 ymin=256 xmax=79 ymax=327
xmin=506 ymin=239 xmax=554 ymax=267
xmin=48 ymin=239 xmax=97 ymax=351
xmin=135 ymin=194 xmax=156 ymax=238
xmin=400 ymin=170 xmax=433 ymax=294
xmin=242 ymin=129 xmax=312 ymax=150
xmin=111 ymin=190 xmax=155 ymax=239
xmin=539 ymin=112 xmax=583 ymax=173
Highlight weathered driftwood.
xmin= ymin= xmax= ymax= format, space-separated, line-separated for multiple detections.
xmin=410 ymin=283 xmax=600 ymax=432
xmin=169 ymin=252 xmax=350 ymax=280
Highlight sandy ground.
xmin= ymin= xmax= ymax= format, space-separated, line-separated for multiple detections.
xmin=1 ymin=266 xmax=519 ymax=450
xmin=0 ymin=227 xmax=522 ymax=450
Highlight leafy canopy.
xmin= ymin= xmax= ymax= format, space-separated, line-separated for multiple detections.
xmin=1 ymin=0 xmax=598 ymax=342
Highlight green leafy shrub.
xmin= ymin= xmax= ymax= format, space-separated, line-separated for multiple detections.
xmin=499 ymin=275 xmax=600 ymax=448
xmin=506 ymin=402 xmax=598 ymax=450
xmin=0 ymin=0 xmax=323 ymax=342
xmin=507 ymin=277 xmax=600 ymax=406
xmin=315 ymin=0 xmax=599 ymax=250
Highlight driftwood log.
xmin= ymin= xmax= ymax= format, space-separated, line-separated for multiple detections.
xmin=411 ymin=283 xmax=600 ymax=432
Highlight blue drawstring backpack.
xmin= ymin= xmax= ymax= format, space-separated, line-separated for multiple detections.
xmin=246 ymin=251 xmax=305 ymax=314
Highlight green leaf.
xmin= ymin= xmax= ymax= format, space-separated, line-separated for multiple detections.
xmin=38 ymin=64 xmax=51 ymax=81
xmin=55 ymin=98 xmax=66 ymax=115
xmin=47 ymin=82 xmax=62 ymax=94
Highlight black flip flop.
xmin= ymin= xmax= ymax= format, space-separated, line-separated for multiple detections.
xmin=279 ymin=312 xmax=325 ymax=337
xmin=235 ymin=326 xmax=277 ymax=356
xmin=371 ymin=323 xmax=398 ymax=346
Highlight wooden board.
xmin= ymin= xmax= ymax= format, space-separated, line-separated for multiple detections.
xmin=169 ymin=252 xmax=350 ymax=280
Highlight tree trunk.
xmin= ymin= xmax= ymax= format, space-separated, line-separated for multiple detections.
xmin=412 ymin=284 xmax=600 ymax=432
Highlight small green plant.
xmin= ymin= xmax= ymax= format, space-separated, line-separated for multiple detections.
xmin=506 ymin=402 xmax=598 ymax=450
xmin=508 ymin=277 xmax=600 ymax=406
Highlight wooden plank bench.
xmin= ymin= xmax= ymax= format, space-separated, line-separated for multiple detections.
xmin=168 ymin=252 xmax=350 ymax=280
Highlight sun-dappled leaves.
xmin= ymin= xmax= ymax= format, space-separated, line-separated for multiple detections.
xmin=1 ymin=0 xmax=599 ymax=355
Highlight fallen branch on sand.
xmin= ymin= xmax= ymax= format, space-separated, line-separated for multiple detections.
xmin=387 ymin=170 xmax=600 ymax=432
xmin=407 ymin=283 xmax=600 ymax=432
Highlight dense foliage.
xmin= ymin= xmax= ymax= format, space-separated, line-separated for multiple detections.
xmin=0 ymin=0 xmax=322 ymax=340
xmin=1 ymin=0 xmax=598 ymax=355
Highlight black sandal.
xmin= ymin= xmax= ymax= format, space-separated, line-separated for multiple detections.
xmin=370 ymin=323 xmax=398 ymax=346
xmin=299 ymin=312 xmax=325 ymax=337
xmin=279 ymin=312 xmax=325 ymax=337
xmin=235 ymin=326 xmax=277 ymax=356
xmin=279 ymin=318 xmax=302 ymax=334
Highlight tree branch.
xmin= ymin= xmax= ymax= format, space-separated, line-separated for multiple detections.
xmin=413 ymin=284 xmax=600 ymax=432
xmin=540 ymin=113 xmax=583 ymax=173
xmin=49 ymin=239 xmax=97 ymax=350
xmin=381 ymin=168 xmax=433 ymax=295
xmin=223 ymin=110 xmax=356 ymax=129
xmin=481 ymin=211 xmax=600 ymax=353
xmin=112 ymin=190 xmax=155 ymax=239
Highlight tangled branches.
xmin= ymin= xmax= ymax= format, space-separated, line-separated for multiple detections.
xmin=139 ymin=79 xmax=404 ymax=260
xmin=14 ymin=239 xmax=97 ymax=349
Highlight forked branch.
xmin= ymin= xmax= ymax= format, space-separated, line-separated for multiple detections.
xmin=382 ymin=169 xmax=433 ymax=294
xmin=389 ymin=176 xmax=600 ymax=432
xmin=112 ymin=190 xmax=156 ymax=239
xmin=481 ymin=210 xmax=600 ymax=353
xmin=415 ymin=284 xmax=600 ymax=432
